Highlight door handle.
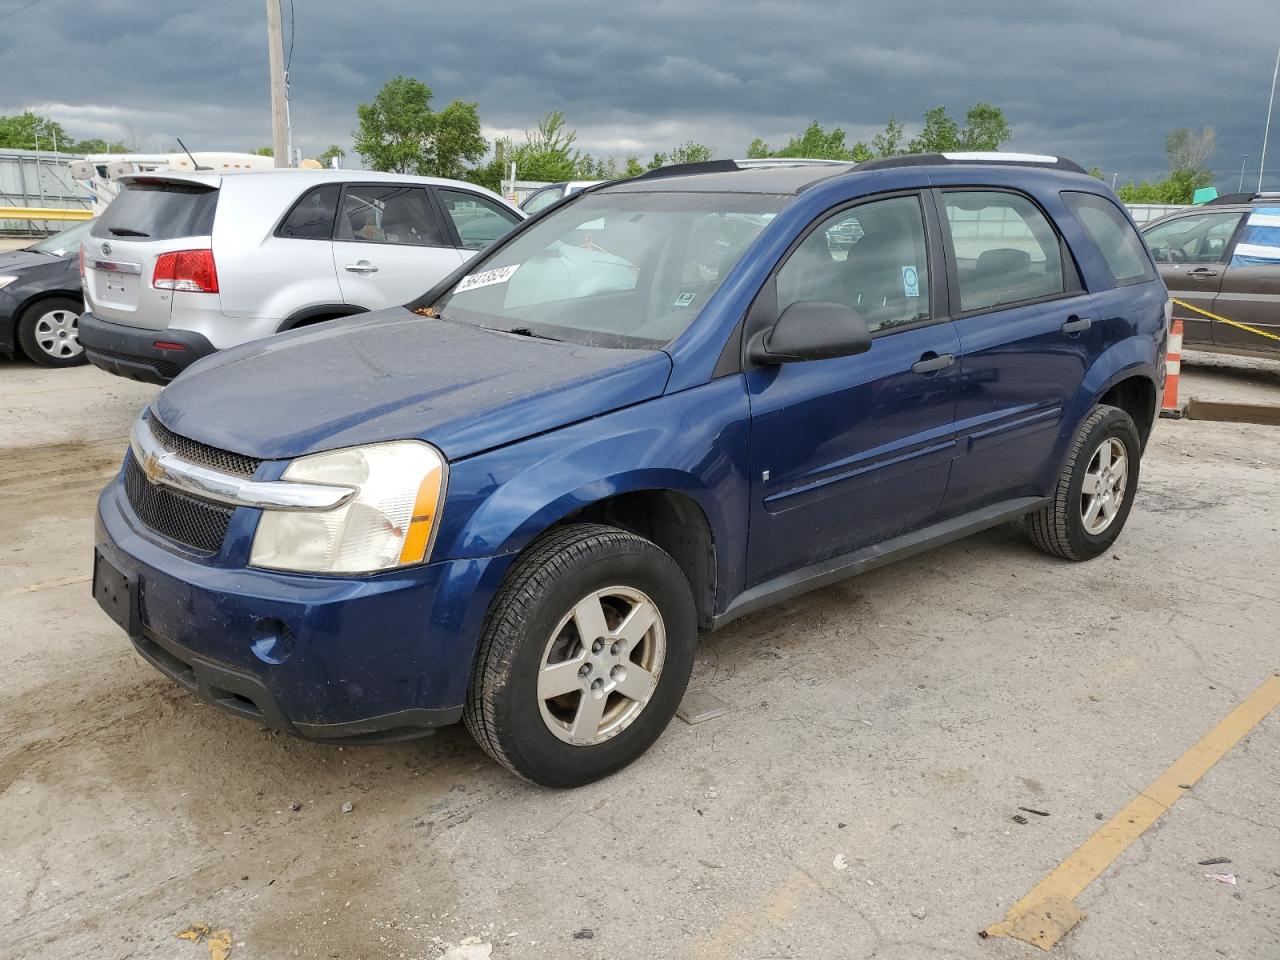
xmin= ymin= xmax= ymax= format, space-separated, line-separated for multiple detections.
xmin=1061 ymin=316 xmax=1093 ymax=334
xmin=1187 ymin=267 xmax=1219 ymax=279
xmin=910 ymin=353 xmax=955 ymax=375
xmin=344 ymin=261 xmax=379 ymax=274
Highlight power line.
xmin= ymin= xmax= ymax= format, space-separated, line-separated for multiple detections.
xmin=285 ymin=0 xmax=295 ymax=79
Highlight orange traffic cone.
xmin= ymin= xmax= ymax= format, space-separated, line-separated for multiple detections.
xmin=1160 ymin=319 xmax=1183 ymax=418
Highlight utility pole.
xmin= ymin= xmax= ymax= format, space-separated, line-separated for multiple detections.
xmin=1259 ymin=43 xmax=1280 ymax=192
xmin=265 ymin=0 xmax=289 ymax=168
xmin=1240 ymin=155 xmax=1248 ymax=192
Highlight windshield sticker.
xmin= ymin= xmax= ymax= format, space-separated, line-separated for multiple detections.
xmin=902 ymin=265 xmax=920 ymax=298
xmin=455 ymin=264 xmax=519 ymax=293
xmin=674 ymin=292 xmax=696 ymax=307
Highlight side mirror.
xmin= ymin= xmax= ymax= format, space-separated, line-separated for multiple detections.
xmin=748 ymin=300 xmax=872 ymax=365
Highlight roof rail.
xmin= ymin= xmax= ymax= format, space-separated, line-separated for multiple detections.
xmin=625 ymin=160 xmax=741 ymax=182
xmin=733 ymin=158 xmax=853 ymax=168
xmin=1206 ymin=192 xmax=1258 ymax=206
xmin=625 ymin=157 xmax=854 ymax=183
xmin=857 ymin=152 xmax=1088 ymax=175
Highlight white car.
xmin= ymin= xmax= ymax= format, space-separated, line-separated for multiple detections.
xmin=519 ymin=180 xmax=602 ymax=214
xmin=79 ymin=169 xmax=524 ymax=383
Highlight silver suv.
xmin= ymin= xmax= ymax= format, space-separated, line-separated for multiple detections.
xmin=79 ymin=170 xmax=524 ymax=383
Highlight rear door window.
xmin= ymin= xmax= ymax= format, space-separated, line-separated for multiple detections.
xmin=337 ymin=184 xmax=445 ymax=246
xmin=1062 ymin=191 xmax=1154 ymax=283
xmin=91 ymin=181 xmax=218 ymax=241
xmin=276 ymin=185 xmax=341 ymax=240
xmin=436 ymin=189 xmax=522 ymax=251
xmin=942 ymin=190 xmax=1065 ymax=312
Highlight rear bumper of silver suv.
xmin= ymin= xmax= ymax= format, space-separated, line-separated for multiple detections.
xmin=80 ymin=311 xmax=216 ymax=384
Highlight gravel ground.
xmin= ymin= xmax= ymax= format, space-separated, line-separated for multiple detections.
xmin=1 ymin=360 xmax=1277 ymax=960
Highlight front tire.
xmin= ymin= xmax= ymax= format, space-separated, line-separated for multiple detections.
xmin=464 ymin=523 xmax=696 ymax=787
xmin=17 ymin=297 xmax=87 ymax=368
xmin=1026 ymin=404 xmax=1141 ymax=561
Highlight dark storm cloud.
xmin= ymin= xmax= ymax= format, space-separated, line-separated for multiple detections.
xmin=3 ymin=0 xmax=1279 ymax=187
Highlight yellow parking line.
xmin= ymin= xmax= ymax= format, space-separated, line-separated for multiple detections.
xmin=982 ymin=673 xmax=1280 ymax=950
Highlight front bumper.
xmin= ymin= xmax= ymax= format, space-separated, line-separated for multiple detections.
xmin=95 ymin=471 xmax=513 ymax=742
xmin=80 ymin=311 xmax=216 ymax=384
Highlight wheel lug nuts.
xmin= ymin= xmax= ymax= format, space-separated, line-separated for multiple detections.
xmin=591 ymin=639 xmax=604 ymax=654
xmin=610 ymin=665 xmax=627 ymax=682
xmin=610 ymin=641 xmax=621 ymax=656
xmin=578 ymin=663 xmax=591 ymax=678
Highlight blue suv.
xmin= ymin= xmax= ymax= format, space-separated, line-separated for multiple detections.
xmin=93 ymin=155 xmax=1168 ymax=786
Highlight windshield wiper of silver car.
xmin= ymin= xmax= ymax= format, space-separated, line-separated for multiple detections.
xmin=107 ymin=228 xmax=150 ymax=237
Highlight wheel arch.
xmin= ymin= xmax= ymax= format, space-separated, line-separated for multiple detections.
xmin=558 ymin=489 xmax=717 ymax=630
xmin=276 ymin=303 xmax=365 ymax=332
xmin=1097 ymin=374 xmax=1157 ymax=448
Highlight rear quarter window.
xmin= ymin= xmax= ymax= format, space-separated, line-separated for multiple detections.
xmin=1062 ymin=191 xmax=1154 ymax=284
xmin=92 ymin=181 xmax=218 ymax=241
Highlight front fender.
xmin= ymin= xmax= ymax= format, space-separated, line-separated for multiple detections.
xmin=432 ymin=376 xmax=752 ymax=607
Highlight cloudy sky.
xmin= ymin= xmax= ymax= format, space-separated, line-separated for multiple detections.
xmin=4 ymin=0 xmax=1280 ymax=189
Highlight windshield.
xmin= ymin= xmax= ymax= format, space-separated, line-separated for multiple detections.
xmin=436 ymin=191 xmax=784 ymax=348
xmin=29 ymin=218 xmax=94 ymax=255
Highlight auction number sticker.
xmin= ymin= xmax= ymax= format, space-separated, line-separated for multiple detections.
xmin=455 ymin=264 xmax=520 ymax=293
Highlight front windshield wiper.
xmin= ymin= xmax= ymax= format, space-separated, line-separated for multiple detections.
xmin=107 ymin=227 xmax=150 ymax=237
xmin=505 ymin=326 xmax=562 ymax=342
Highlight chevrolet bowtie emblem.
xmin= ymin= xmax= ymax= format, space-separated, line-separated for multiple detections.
xmin=143 ymin=451 xmax=165 ymax=485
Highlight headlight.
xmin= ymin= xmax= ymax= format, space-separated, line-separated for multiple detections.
xmin=0 ymin=276 xmax=17 ymax=290
xmin=249 ymin=441 xmax=446 ymax=574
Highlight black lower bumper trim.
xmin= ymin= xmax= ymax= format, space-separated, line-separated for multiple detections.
xmin=132 ymin=629 xmax=460 ymax=744
xmin=80 ymin=312 xmax=216 ymax=385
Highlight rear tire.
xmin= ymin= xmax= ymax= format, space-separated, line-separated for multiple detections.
xmin=464 ymin=523 xmax=696 ymax=787
xmin=16 ymin=297 xmax=87 ymax=368
xmin=1026 ymin=404 xmax=1141 ymax=561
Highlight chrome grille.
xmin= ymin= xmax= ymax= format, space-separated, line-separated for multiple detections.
xmin=147 ymin=417 xmax=262 ymax=479
xmin=123 ymin=452 xmax=234 ymax=554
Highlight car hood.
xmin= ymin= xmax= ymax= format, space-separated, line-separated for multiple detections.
xmin=152 ymin=308 xmax=673 ymax=462
xmin=0 ymin=250 xmax=57 ymax=274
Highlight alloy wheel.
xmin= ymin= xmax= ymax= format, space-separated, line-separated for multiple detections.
xmin=1080 ymin=436 xmax=1128 ymax=535
xmin=536 ymin=586 xmax=666 ymax=746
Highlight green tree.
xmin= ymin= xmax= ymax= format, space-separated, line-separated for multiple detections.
xmin=317 ymin=144 xmax=345 ymax=167
xmin=776 ymin=121 xmax=867 ymax=160
xmin=956 ymin=102 xmax=1011 ymax=151
xmin=743 ymin=122 xmax=868 ymax=161
xmin=0 ymin=111 xmax=68 ymax=150
xmin=1116 ymin=168 xmax=1212 ymax=204
xmin=668 ymin=141 xmax=714 ymax=164
xmin=72 ymin=137 xmax=129 ymax=154
xmin=252 ymin=145 xmax=273 ymax=157
xmin=1166 ymin=127 xmax=1215 ymax=174
xmin=871 ymin=115 xmax=905 ymax=157
xmin=907 ymin=106 xmax=961 ymax=153
xmin=623 ymin=154 xmax=646 ymax=177
xmin=1115 ymin=126 xmax=1216 ymax=203
xmin=354 ymin=75 xmax=486 ymax=177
